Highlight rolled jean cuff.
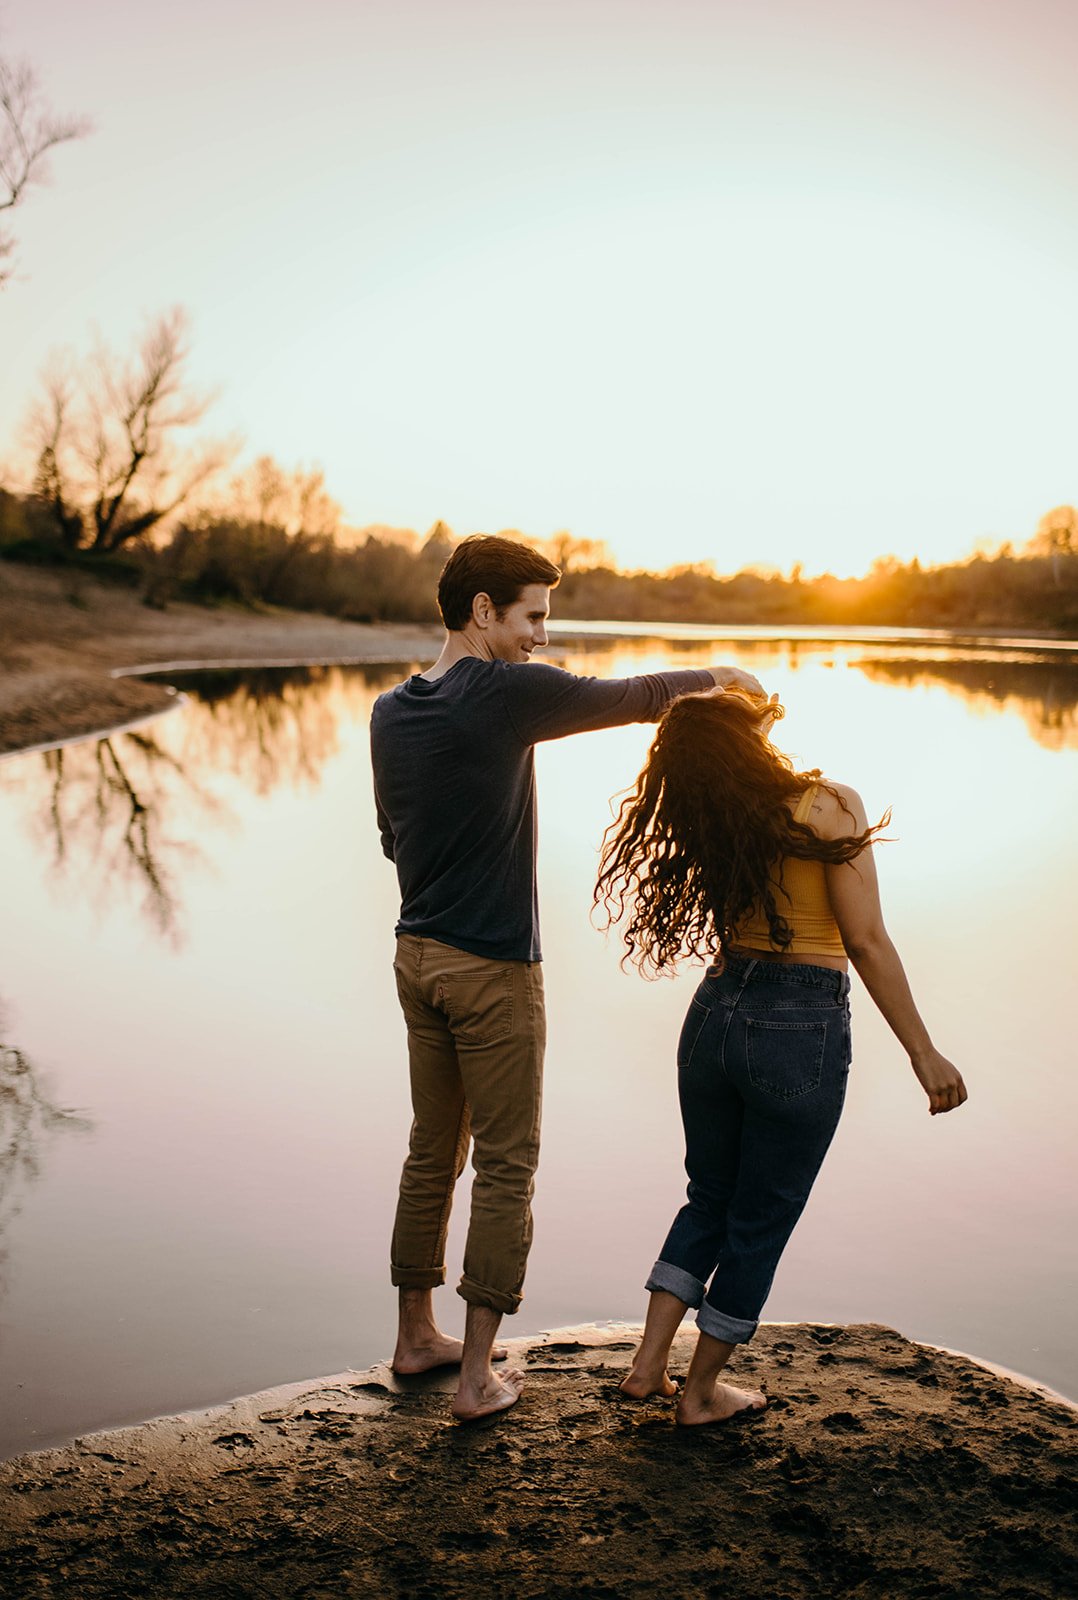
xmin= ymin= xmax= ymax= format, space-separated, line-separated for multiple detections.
xmin=391 ymin=1263 xmax=447 ymax=1290
xmin=696 ymin=1300 xmax=758 ymax=1345
xmin=644 ymin=1259 xmax=706 ymax=1309
xmin=457 ymin=1274 xmax=522 ymax=1316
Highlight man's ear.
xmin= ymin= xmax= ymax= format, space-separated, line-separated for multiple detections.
xmin=471 ymin=591 xmax=494 ymax=628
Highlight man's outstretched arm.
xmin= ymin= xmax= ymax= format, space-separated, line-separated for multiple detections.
xmin=501 ymin=661 xmax=765 ymax=744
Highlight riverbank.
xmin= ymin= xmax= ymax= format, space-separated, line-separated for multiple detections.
xmin=5 ymin=560 xmax=1075 ymax=759
xmin=0 ymin=562 xmax=443 ymax=756
xmin=1 ymin=1322 xmax=1074 ymax=1599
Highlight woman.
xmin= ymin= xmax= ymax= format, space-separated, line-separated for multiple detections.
xmin=595 ymin=688 xmax=967 ymax=1427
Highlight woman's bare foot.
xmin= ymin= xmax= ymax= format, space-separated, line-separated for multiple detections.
xmin=392 ymin=1333 xmax=508 ymax=1376
xmin=452 ymin=1367 xmax=525 ymax=1422
xmin=619 ymin=1366 xmax=679 ymax=1400
xmin=676 ymin=1381 xmax=767 ymax=1426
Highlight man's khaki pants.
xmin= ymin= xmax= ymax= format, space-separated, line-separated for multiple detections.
xmin=390 ymin=934 xmax=546 ymax=1316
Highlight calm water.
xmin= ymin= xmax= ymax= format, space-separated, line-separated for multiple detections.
xmin=1 ymin=630 xmax=1075 ymax=1460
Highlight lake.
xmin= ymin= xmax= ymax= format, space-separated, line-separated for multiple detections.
xmin=0 ymin=625 xmax=1075 ymax=1460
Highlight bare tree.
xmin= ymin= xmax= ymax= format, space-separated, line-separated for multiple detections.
xmin=291 ymin=465 xmax=340 ymax=539
xmin=27 ymin=307 xmax=236 ymax=552
xmin=1032 ymin=505 xmax=1077 ymax=588
xmin=226 ymin=454 xmax=341 ymax=539
xmin=544 ymin=530 xmax=611 ymax=573
xmin=249 ymin=453 xmax=288 ymax=529
xmin=0 ymin=49 xmax=89 ymax=285
xmin=29 ymin=367 xmax=82 ymax=547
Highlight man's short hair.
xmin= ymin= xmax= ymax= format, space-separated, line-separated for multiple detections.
xmin=437 ymin=535 xmax=562 ymax=631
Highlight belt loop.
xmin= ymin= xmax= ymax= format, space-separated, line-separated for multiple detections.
xmin=731 ymin=957 xmax=757 ymax=1011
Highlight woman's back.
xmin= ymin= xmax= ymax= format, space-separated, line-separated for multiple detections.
xmin=733 ymin=784 xmax=846 ymax=961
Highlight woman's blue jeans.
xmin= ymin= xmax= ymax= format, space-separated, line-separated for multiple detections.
xmin=646 ymin=953 xmax=852 ymax=1344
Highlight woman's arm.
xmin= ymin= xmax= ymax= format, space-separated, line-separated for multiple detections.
xmin=819 ymin=784 xmax=968 ymax=1116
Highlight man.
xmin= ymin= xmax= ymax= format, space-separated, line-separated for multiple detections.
xmin=370 ymin=535 xmax=763 ymax=1420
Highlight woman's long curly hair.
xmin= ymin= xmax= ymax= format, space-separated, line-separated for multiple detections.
xmin=594 ymin=689 xmax=886 ymax=977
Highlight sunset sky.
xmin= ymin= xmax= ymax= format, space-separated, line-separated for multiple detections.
xmin=3 ymin=0 xmax=1078 ymax=576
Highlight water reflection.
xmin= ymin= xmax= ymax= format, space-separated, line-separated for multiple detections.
xmin=853 ymin=657 xmax=1078 ymax=751
xmin=0 ymin=1009 xmax=92 ymax=1297
xmin=555 ymin=633 xmax=1078 ymax=750
xmin=161 ymin=667 xmax=343 ymax=796
xmin=1 ymin=664 xmax=414 ymax=943
xmin=157 ymin=663 xmax=412 ymax=794
xmin=0 ymin=637 xmax=1074 ymax=1458
xmin=1 ymin=647 xmax=1073 ymax=951
xmin=25 ymin=734 xmax=218 ymax=942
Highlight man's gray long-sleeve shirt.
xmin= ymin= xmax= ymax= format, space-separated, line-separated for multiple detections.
xmin=370 ymin=657 xmax=713 ymax=962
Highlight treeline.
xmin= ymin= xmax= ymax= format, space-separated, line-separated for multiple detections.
xmin=555 ymin=546 xmax=1078 ymax=632
xmin=0 ymin=483 xmax=452 ymax=624
xmin=3 ymin=480 xmax=1075 ymax=633
xmin=3 ymin=296 xmax=1074 ymax=633
xmin=2 ymin=480 xmax=1076 ymax=634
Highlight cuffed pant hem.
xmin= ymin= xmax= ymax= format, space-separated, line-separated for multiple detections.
xmin=696 ymin=1301 xmax=758 ymax=1344
xmin=644 ymin=1259 xmax=706 ymax=1309
xmin=391 ymin=1264 xmax=447 ymax=1290
xmin=457 ymin=1275 xmax=522 ymax=1316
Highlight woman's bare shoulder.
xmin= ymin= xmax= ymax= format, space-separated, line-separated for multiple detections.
xmin=809 ymin=781 xmax=868 ymax=837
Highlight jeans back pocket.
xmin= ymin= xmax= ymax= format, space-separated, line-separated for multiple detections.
xmin=745 ymin=1016 xmax=827 ymax=1099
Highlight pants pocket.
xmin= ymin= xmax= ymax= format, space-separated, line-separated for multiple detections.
xmin=677 ymin=998 xmax=712 ymax=1069
xmin=745 ymin=1016 xmax=827 ymax=1099
xmin=438 ymin=968 xmax=515 ymax=1046
xmin=393 ymin=959 xmax=424 ymax=1029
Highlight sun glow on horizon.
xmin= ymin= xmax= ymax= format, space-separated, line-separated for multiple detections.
xmin=3 ymin=0 xmax=1078 ymax=579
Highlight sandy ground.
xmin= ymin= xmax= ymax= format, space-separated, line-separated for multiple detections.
xmin=0 ymin=562 xmax=442 ymax=756
xmin=1 ymin=1322 xmax=1075 ymax=1599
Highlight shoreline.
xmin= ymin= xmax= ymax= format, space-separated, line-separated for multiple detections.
xmin=0 ymin=561 xmax=443 ymax=758
xmin=548 ymin=618 xmax=1078 ymax=652
xmin=5 ymin=561 xmax=1076 ymax=760
xmin=923 ymin=1343 xmax=1077 ymax=1415
xmin=8 ymin=1323 xmax=1072 ymax=1473
xmin=2 ymin=1320 xmax=1075 ymax=1598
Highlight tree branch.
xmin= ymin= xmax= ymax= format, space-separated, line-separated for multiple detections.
xmin=0 ymin=51 xmax=89 ymax=282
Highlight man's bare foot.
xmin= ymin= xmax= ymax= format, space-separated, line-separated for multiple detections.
xmin=451 ymin=1367 xmax=525 ymax=1422
xmin=392 ymin=1333 xmax=508 ymax=1376
xmin=676 ymin=1381 xmax=767 ymax=1426
xmin=619 ymin=1366 xmax=679 ymax=1400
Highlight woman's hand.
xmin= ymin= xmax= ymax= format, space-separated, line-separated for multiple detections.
xmin=911 ymin=1048 xmax=968 ymax=1115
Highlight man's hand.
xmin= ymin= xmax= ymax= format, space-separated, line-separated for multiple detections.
xmin=708 ymin=666 xmax=765 ymax=697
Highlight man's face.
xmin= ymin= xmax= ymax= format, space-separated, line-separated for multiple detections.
xmin=486 ymin=583 xmax=551 ymax=663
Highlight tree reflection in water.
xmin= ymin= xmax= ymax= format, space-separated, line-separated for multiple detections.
xmin=29 ymin=732 xmax=221 ymax=942
xmin=4 ymin=662 xmax=413 ymax=943
xmin=0 ymin=1009 xmax=93 ymax=1297
xmin=161 ymin=663 xmax=410 ymax=795
xmin=16 ymin=648 xmax=1068 ymax=955
xmin=853 ymin=656 xmax=1078 ymax=752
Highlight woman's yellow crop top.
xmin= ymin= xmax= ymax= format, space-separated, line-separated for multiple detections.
xmin=732 ymin=785 xmax=846 ymax=957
